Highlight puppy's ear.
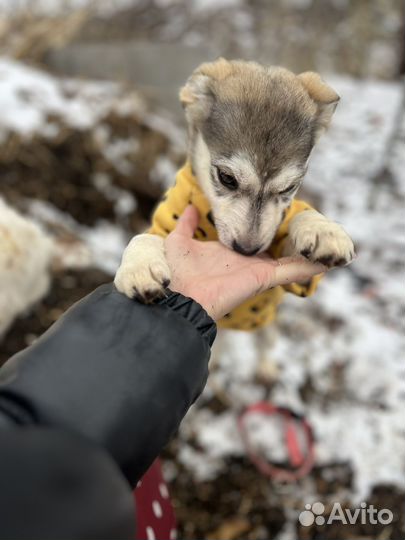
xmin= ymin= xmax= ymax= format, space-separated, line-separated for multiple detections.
xmin=179 ymin=58 xmax=232 ymax=124
xmin=297 ymin=71 xmax=339 ymax=138
xmin=179 ymin=73 xmax=213 ymax=123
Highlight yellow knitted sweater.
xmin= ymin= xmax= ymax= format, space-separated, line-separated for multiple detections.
xmin=149 ymin=163 xmax=322 ymax=330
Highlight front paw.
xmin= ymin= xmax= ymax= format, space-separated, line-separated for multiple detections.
xmin=114 ymin=234 xmax=171 ymax=301
xmin=290 ymin=211 xmax=355 ymax=267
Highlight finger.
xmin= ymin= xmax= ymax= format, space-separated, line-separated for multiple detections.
xmin=261 ymin=257 xmax=327 ymax=290
xmin=172 ymin=205 xmax=200 ymax=238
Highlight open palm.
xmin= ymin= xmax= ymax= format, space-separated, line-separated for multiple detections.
xmin=165 ymin=206 xmax=326 ymax=320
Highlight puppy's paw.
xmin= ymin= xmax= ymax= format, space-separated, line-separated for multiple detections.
xmin=115 ymin=261 xmax=171 ymax=302
xmin=289 ymin=210 xmax=355 ymax=267
xmin=114 ymin=234 xmax=171 ymax=301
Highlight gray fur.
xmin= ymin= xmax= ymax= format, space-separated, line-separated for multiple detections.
xmin=180 ymin=59 xmax=339 ymax=253
xmin=201 ymin=91 xmax=315 ymax=183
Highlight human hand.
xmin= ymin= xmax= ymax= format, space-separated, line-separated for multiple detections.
xmin=164 ymin=206 xmax=327 ymax=320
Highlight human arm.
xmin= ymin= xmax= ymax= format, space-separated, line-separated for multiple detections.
xmin=0 ymin=284 xmax=215 ymax=486
xmin=0 ymin=283 xmax=215 ymax=538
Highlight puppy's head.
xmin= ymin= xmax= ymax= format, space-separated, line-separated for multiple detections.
xmin=180 ymin=58 xmax=339 ymax=254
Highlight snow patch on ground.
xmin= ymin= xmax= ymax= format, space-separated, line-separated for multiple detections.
xmin=0 ymin=0 xmax=140 ymax=16
xmin=0 ymin=57 xmax=143 ymax=142
xmin=191 ymin=0 xmax=243 ymax=13
xmin=0 ymin=56 xmax=183 ymax=202
xmin=28 ymin=199 xmax=128 ymax=275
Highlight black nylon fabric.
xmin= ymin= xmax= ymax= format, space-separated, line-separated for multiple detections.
xmin=0 ymin=284 xmax=216 ymax=538
xmin=0 ymin=428 xmax=136 ymax=540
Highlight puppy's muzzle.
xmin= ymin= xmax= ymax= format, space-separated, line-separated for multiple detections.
xmin=232 ymin=240 xmax=262 ymax=256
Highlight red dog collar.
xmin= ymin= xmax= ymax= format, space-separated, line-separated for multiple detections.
xmin=238 ymin=401 xmax=315 ymax=482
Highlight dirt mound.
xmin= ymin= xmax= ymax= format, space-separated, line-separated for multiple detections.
xmin=0 ymin=58 xmax=184 ymax=229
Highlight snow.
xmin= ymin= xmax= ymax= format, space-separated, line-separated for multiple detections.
xmin=0 ymin=58 xmax=144 ymax=143
xmin=0 ymin=0 xmax=139 ymax=16
xmin=0 ymin=56 xmax=182 ymax=217
xmin=175 ymin=76 xmax=405 ymax=504
xmin=92 ymin=172 xmax=138 ymax=217
xmin=0 ymin=0 xmax=248 ymax=16
xmin=191 ymin=0 xmax=243 ymax=13
xmin=28 ymin=199 xmax=128 ymax=275
xmin=0 ymin=0 xmax=265 ymax=19
xmin=150 ymin=156 xmax=179 ymax=190
xmin=81 ymin=222 xmax=128 ymax=274
xmin=101 ymin=138 xmax=137 ymax=176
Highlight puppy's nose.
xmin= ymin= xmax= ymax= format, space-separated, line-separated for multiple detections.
xmin=232 ymin=240 xmax=261 ymax=256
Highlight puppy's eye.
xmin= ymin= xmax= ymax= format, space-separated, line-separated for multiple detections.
xmin=278 ymin=184 xmax=296 ymax=196
xmin=217 ymin=168 xmax=238 ymax=190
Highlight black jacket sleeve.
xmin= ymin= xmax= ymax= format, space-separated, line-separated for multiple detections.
xmin=0 ymin=284 xmax=216 ymax=536
xmin=0 ymin=428 xmax=137 ymax=540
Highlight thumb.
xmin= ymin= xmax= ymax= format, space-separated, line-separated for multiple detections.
xmin=266 ymin=257 xmax=326 ymax=289
xmin=172 ymin=205 xmax=200 ymax=238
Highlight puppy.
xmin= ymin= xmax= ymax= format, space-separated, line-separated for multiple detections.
xmin=115 ymin=59 xmax=354 ymax=330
